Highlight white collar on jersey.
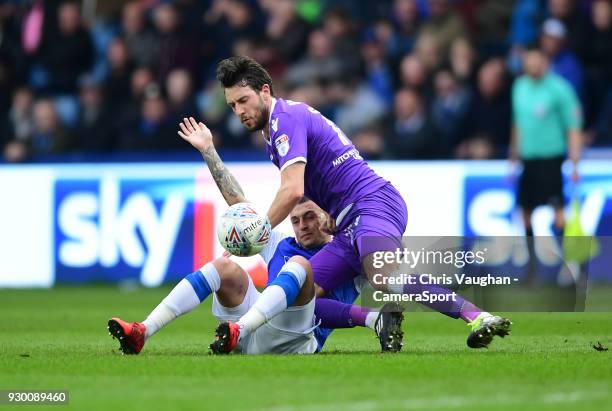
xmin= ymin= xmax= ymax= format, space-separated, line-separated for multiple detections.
xmin=262 ymin=97 xmax=277 ymax=145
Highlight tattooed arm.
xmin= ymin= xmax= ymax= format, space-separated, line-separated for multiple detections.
xmin=200 ymin=144 xmax=247 ymax=205
xmin=178 ymin=117 xmax=247 ymax=205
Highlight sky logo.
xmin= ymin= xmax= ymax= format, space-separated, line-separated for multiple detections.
xmin=54 ymin=175 xmax=198 ymax=286
xmin=463 ymin=171 xmax=612 ymax=281
xmin=463 ymin=174 xmax=612 ymax=238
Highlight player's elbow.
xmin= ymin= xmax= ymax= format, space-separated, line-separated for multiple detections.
xmin=287 ymin=185 xmax=304 ymax=203
xmin=280 ymin=183 xmax=303 ymax=203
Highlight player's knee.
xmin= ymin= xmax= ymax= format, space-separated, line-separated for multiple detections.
xmin=277 ymin=257 xmax=312 ymax=291
xmin=282 ymin=257 xmax=314 ymax=305
xmin=212 ymin=257 xmax=244 ymax=284
xmin=287 ymin=256 xmax=312 ymax=279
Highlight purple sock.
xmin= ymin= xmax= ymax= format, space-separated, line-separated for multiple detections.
xmin=459 ymin=301 xmax=482 ymax=323
xmin=403 ymin=279 xmax=465 ymax=319
xmin=348 ymin=304 xmax=371 ymax=327
xmin=314 ymin=298 xmax=353 ymax=328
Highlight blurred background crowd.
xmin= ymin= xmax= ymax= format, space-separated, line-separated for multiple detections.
xmin=0 ymin=0 xmax=610 ymax=162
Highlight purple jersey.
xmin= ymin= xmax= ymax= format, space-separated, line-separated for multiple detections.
xmin=264 ymin=98 xmax=388 ymax=221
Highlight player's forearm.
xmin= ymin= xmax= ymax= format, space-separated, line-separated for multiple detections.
xmin=200 ymin=145 xmax=247 ymax=205
xmin=267 ymin=186 xmax=303 ymax=228
xmin=568 ymin=129 xmax=582 ymax=165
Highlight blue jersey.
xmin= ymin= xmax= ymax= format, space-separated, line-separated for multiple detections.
xmin=259 ymin=230 xmax=359 ymax=351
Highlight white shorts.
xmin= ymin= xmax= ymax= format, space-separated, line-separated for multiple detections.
xmin=211 ymin=276 xmax=318 ymax=355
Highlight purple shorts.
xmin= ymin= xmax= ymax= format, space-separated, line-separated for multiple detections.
xmin=311 ymin=183 xmax=408 ymax=292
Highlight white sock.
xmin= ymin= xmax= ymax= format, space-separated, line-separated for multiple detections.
xmin=142 ymin=264 xmax=221 ymax=339
xmin=142 ymin=302 xmax=176 ymax=340
xmin=236 ymin=307 xmax=267 ymax=340
xmin=365 ymin=311 xmax=378 ymax=330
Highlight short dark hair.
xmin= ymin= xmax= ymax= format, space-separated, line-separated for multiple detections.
xmin=216 ymin=56 xmax=274 ymax=96
xmin=297 ymin=196 xmax=312 ymax=204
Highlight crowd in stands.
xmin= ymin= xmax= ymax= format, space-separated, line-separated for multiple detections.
xmin=0 ymin=0 xmax=610 ymax=162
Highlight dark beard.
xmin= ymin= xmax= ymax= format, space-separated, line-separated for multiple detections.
xmin=244 ymin=96 xmax=269 ymax=131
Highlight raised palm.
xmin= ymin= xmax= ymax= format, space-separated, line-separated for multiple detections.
xmin=178 ymin=117 xmax=213 ymax=152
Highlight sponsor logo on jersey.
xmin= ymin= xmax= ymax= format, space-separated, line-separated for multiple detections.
xmin=275 ymin=134 xmax=290 ymax=157
xmin=332 ymin=148 xmax=363 ymax=167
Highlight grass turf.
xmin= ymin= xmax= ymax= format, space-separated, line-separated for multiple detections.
xmin=1 ymin=286 xmax=611 ymax=411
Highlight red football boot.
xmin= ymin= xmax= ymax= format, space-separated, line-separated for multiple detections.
xmin=107 ymin=317 xmax=146 ymax=355
xmin=209 ymin=321 xmax=240 ymax=354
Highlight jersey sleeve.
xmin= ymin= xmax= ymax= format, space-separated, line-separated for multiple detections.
xmin=271 ymin=112 xmax=308 ymax=172
xmin=259 ymin=229 xmax=290 ymax=265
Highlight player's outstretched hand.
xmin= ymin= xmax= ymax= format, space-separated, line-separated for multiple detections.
xmin=178 ymin=117 xmax=214 ymax=153
xmin=319 ymin=211 xmax=336 ymax=235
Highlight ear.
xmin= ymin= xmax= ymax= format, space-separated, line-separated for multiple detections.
xmin=261 ymin=84 xmax=271 ymax=97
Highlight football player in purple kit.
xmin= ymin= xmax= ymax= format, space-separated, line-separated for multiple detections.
xmin=181 ymin=56 xmax=511 ymax=353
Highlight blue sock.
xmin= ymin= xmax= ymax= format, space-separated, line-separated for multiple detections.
xmin=269 ymin=270 xmax=301 ymax=307
xmin=185 ymin=270 xmax=213 ymax=302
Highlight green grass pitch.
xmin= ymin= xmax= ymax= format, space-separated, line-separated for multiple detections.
xmin=1 ymin=286 xmax=611 ymax=411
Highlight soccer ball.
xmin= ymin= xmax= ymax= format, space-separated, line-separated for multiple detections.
xmin=217 ymin=203 xmax=271 ymax=257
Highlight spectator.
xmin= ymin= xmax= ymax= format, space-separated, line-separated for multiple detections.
xmin=119 ymin=92 xmax=177 ymax=150
xmin=384 ymin=88 xmax=442 ymax=159
xmin=414 ymin=32 xmax=442 ymax=73
xmin=509 ymin=0 xmax=543 ymax=47
xmin=352 ymin=127 xmax=385 ymax=160
xmin=201 ymin=0 xmax=263 ymax=71
xmin=360 ymin=29 xmax=394 ymax=106
xmin=74 ymin=78 xmax=114 ymax=152
xmin=104 ymin=38 xmax=133 ymax=111
xmin=430 ymin=68 xmax=471 ymax=152
xmin=507 ymin=0 xmax=543 ymax=75
xmin=114 ymin=66 xmax=156 ymax=143
xmin=397 ymin=54 xmax=433 ymax=101
xmin=165 ymin=68 xmax=199 ymax=124
xmin=547 ymin=0 xmax=588 ymax=53
xmin=121 ymin=1 xmax=159 ymax=69
xmin=417 ymin=0 xmax=467 ymax=56
xmin=389 ymin=0 xmax=421 ymax=58
xmin=284 ymin=29 xmax=344 ymax=88
xmin=260 ymin=0 xmax=311 ymax=64
xmin=449 ymin=37 xmax=478 ymax=85
xmin=581 ymin=0 xmax=612 ymax=125
xmin=456 ymin=133 xmax=497 ymax=160
xmin=30 ymin=99 xmax=74 ymax=155
xmin=322 ymin=7 xmax=359 ymax=62
xmin=37 ymin=1 xmax=93 ymax=94
xmin=461 ymin=58 xmax=511 ymax=157
xmin=540 ymin=18 xmax=584 ymax=95
xmin=333 ymin=79 xmax=388 ymax=137
xmin=472 ymin=0 xmax=514 ymax=53
xmin=153 ymin=3 xmax=200 ymax=83
xmin=582 ymin=0 xmax=612 ymax=81
xmin=2 ymin=87 xmax=35 ymax=162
